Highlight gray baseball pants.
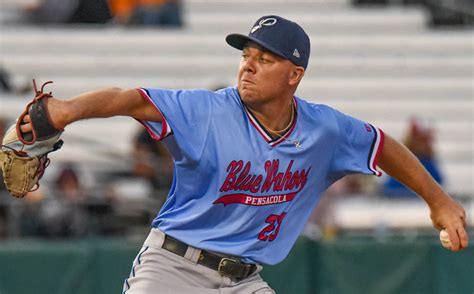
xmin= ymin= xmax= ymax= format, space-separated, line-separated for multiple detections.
xmin=123 ymin=228 xmax=276 ymax=294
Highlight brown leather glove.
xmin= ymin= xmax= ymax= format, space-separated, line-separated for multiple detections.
xmin=0 ymin=80 xmax=63 ymax=198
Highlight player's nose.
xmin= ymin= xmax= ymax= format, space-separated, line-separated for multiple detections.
xmin=241 ymin=57 xmax=256 ymax=74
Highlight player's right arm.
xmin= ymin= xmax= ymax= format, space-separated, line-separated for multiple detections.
xmin=19 ymin=88 xmax=162 ymax=133
xmin=378 ymin=133 xmax=468 ymax=251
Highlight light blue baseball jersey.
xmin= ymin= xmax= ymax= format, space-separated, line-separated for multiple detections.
xmin=137 ymin=86 xmax=384 ymax=265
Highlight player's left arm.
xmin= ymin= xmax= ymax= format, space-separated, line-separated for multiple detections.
xmin=377 ymin=133 xmax=469 ymax=251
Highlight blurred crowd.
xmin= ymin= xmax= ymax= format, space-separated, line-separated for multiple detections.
xmin=7 ymin=0 xmax=183 ymax=27
xmin=308 ymin=117 xmax=445 ymax=240
xmin=0 ymin=120 xmax=173 ymax=240
xmin=353 ymin=0 xmax=473 ymax=27
xmin=3 ymin=0 xmax=472 ymax=28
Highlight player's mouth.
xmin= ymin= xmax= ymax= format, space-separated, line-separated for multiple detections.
xmin=241 ymin=79 xmax=255 ymax=85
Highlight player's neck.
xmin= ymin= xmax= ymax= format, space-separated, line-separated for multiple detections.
xmin=245 ymin=98 xmax=295 ymax=134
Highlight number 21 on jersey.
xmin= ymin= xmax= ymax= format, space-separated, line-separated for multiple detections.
xmin=258 ymin=212 xmax=287 ymax=241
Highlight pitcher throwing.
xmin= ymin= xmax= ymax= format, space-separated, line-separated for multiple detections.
xmin=11 ymin=15 xmax=468 ymax=294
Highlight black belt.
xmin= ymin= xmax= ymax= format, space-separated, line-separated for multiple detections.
xmin=162 ymin=234 xmax=257 ymax=280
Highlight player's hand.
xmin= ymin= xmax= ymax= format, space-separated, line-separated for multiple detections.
xmin=429 ymin=195 xmax=468 ymax=251
xmin=20 ymin=98 xmax=64 ymax=134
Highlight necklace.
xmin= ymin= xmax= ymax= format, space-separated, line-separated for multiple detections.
xmin=261 ymin=102 xmax=301 ymax=148
xmin=264 ymin=100 xmax=295 ymax=135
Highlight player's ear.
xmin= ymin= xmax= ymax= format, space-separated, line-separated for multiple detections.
xmin=289 ymin=66 xmax=305 ymax=86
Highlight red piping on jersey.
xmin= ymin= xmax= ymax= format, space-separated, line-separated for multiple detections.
xmin=372 ymin=128 xmax=385 ymax=176
xmin=245 ymin=110 xmax=272 ymax=142
xmin=136 ymin=88 xmax=170 ymax=140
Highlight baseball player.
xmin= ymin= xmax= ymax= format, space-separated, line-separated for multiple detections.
xmin=18 ymin=15 xmax=468 ymax=294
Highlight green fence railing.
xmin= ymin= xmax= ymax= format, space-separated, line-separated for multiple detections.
xmin=0 ymin=236 xmax=473 ymax=294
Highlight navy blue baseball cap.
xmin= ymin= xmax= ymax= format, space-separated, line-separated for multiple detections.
xmin=226 ymin=15 xmax=310 ymax=69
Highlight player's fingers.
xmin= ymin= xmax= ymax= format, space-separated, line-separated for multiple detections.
xmin=20 ymin=123 xmax=32 ymax=133
xmin=446 ymin=227 xmax=460 ymax=251
xmin=23 ymin=114 xmax=31 ymax=123
xmin=457 ymin=227 xmax=469 ymax=250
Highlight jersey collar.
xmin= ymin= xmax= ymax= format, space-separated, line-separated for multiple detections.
xmin=242 ymin=97 xmax=298 ymax=148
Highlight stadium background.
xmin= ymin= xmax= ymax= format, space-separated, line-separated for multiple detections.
xmin=0 ymin=0 xmax=473 ymax=293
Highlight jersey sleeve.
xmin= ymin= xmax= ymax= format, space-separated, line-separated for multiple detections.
xmin=328 ymin=109 xmax=385 ymax=182
xmin=136 ymin=87 xmax=213 ymax=160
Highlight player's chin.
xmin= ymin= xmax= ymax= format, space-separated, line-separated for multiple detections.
xmin=240 ymin=92 xmax=264 ymax=106
xmin=238 ymin=87 xmax=257 ymax=101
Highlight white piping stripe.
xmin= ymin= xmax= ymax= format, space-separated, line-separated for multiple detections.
xmin=270 ymin=136 xmax=285 ymax=147
xmin=368 ymin=126 xmax=382 ymax=176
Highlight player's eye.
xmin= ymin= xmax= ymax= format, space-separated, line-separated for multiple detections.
xmin=242 ymin=54 xmax=249 ymax=60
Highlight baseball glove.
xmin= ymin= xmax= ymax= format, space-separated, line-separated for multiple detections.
xmin=0 ymin=80 xmax=64 ymax=198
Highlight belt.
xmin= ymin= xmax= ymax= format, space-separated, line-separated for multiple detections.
xmin=162 ymin=234 xmax=257 ymax=280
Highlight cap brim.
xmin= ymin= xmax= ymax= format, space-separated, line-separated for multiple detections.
xmin=225 ymin=33 xmax=288 ymax=60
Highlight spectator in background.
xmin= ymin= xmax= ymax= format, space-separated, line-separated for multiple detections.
xmin=17 ymin=189 xmax=48 ymax=237
xmin=0 ymin=67 xmax=13 ymax=93
xmin=19 ymin=163 xmax=88 ymax=238
xmin=108 ymin=0 xmax=136 ymax=24
xmin=307 ymin=174 xmax=376 ymax=239
xmin=21 ymin=0 xmax=111 ymax=24
xmin=54 ymin=163 xmax=84 ymax=201
xmin=383 ymin=117 xmax=444 ymax=198
xmin=132 ymin=128 xmax=173 ymax=192
xmin=44 ymin=163 xmax=87 ymax=237
xmin=108 ymin=0 xmax=183 ymax=26
xmin=0 ymin=66 xmax=31 ymax=94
